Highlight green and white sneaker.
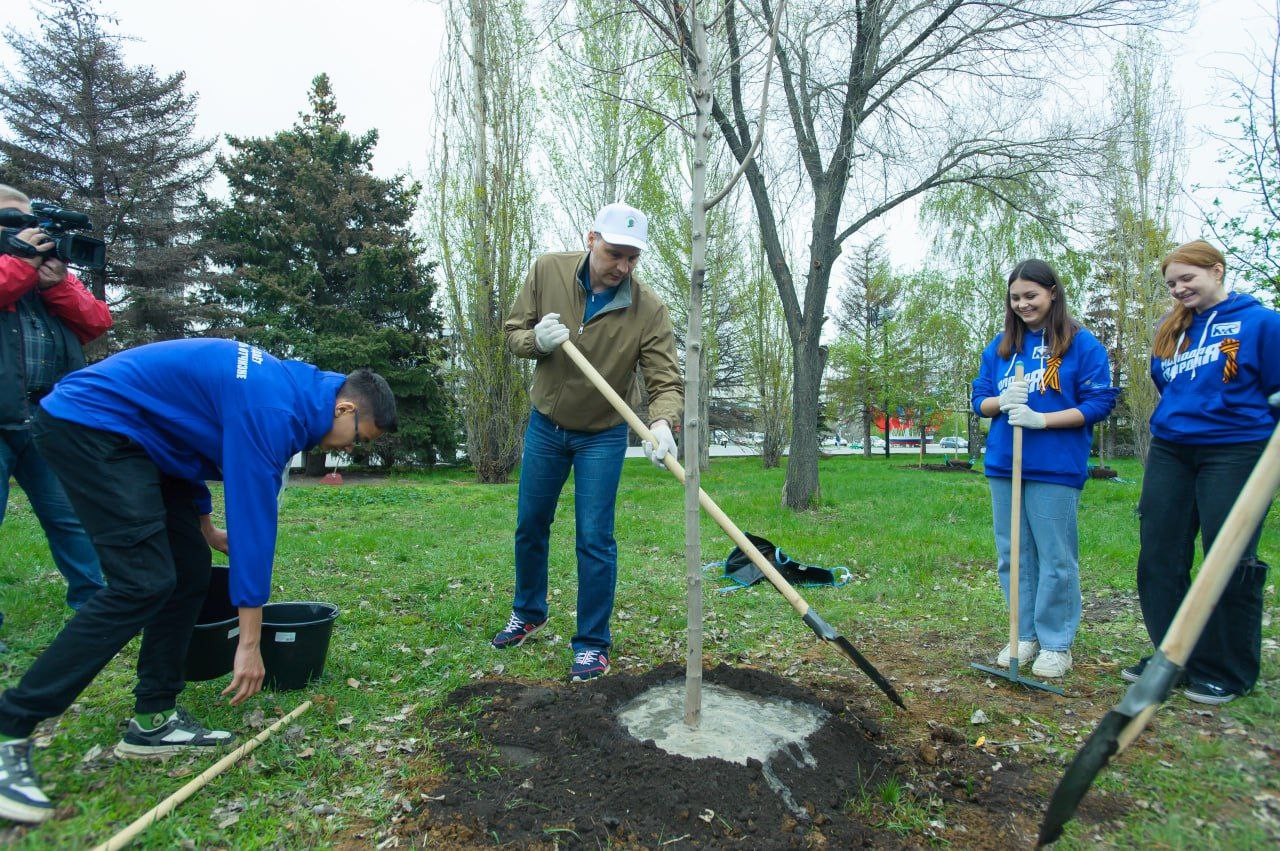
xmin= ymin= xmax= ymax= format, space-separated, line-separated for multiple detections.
xmin=0 ymin=738 xmax=53 ymax=824
xmin=114 ymin=708 xmax=234 ymax=759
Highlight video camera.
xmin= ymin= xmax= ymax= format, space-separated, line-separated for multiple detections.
xmin=0 ymin=201 xmax=107 ymax=270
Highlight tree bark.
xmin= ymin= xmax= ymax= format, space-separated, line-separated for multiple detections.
xmin=683 ymin=7 xmax=711 ymax=728
xmin=784 ymin=337 xmax=825 ymax=507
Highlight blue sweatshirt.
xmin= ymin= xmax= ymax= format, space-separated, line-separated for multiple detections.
xmin=972 ymin=327 xmax=1118 ymax=489
xmin=42 ymin=339 xmax=346 ymax=607
xmin=1149 ymin=292 xmax=1280 ymax=444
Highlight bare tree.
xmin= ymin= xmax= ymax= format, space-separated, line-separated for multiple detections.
xmin=643 ymin=0 xmax=1176 ymax=509
xmin=625 ymin=0 xmax=785 ymax=727
xmin=430 ymin=0 xmax=540 ymax=483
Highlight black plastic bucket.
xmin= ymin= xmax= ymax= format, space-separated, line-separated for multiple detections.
xmin=184 ymin=566 xmax=239 ymax=682
xmin=261 ymin=602 xmax=340 ymax=690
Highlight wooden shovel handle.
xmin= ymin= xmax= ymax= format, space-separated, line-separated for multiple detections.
xmin=559 ymin=340 xmax=811 ymax=616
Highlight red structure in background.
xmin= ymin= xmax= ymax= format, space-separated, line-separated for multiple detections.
xmin=871 ymin=409 xmax=948 ymax=446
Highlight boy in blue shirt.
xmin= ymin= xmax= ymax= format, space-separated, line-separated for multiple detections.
xmin=0 ymin=339 xmax=397 ymax=824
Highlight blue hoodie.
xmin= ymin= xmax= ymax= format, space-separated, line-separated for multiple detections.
xmin=972 ymin=327 xmax=1118 ymax=489
xmin=1149 ymin=292 xmax=1280 ymax=444
xmin=41 ymin=339 xmax=346 ymax=607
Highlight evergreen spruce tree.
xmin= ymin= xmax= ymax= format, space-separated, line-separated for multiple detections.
xmin=207 ymin=74 xmax=454 ymax=469
xmin=0 ymin=0 xmax=216 ymax=345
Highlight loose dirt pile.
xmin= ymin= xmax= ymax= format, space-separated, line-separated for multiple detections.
xmin=399 ymin=663 xmax=1078 ymax=848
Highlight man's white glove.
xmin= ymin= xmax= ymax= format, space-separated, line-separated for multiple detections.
xmin=997 ymin=378 xmax=1029 ymax=411
xmin=644 ymin=420 xmax=677 ymax=469
xmin=534 ymin=313 xmax=570 ymax=354
xmin=1006 ymin=404 xmax=1046 ymax=430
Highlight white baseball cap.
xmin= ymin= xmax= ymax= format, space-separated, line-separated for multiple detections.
xmin=592 ymin=202 xmax=648 ymax=251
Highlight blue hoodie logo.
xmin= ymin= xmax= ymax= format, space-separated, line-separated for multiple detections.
xmin=1211 ymin=322 xmax=1240 ymax=337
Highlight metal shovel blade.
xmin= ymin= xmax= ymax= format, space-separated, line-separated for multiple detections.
xmin=969 ymin=661 xmax=1065 ymax=696
xmin=804 ymin=609 xmax=905 ymax=708
xmin=1037 ymin=710 xmax=1128 ymax=845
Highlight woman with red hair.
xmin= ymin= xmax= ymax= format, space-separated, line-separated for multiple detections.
xmin=1127 ymin=240 xmax=1280 ymax=704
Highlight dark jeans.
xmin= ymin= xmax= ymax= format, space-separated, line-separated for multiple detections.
xmin=0 ymin=411 xmax=212 ymax=738
xmin=0 ymin=426 xmax=105 ymax=612
xmin=1136 ymin=436 xmax=1271 ymax=695
xmin=513 ymin=409 xmax=628 ymax=652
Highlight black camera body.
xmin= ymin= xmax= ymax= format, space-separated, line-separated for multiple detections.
xmin=0 ymin=201 xmax=107 ymax=270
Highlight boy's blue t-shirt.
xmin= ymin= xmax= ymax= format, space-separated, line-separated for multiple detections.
xmin=42 ymin=338 xmax=346 ymax=607
xmin=1149 ymin=292 xmax=1280 ymax=444
xmin=972 ymin=326 xmax=1118 ymax=489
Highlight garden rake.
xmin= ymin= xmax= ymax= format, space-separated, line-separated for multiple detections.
xmin=970 ymin=365 xmax=1064 ymax=696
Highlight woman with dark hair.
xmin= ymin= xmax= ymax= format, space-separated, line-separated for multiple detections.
xmin=972 ymin=259 xmax=1118 ymax=678
xmin=1126 ymin=240 xmax=1280 ymax=705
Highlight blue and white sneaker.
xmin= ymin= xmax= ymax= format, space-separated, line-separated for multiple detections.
xmin=570 ymin=649 xmax=610 ymax=682
xmin=491 ymin=613 xmax=547 ymax=649
xmin=114 ymin=708 xmax=234 ymax=759
xmin=0 ymin=738 xmax=53 ymax=824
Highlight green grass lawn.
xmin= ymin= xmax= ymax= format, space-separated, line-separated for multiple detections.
xmin=0 ymin=454 xmax=1276 ymax=848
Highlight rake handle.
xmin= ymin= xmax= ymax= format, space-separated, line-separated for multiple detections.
xmin=93 ymin=700 xmax=313 ymax=850
xmin=1009 ymin=364 xmax=1024 ymax=664
xmin=559 ymin=340 xmax=810 ymax=616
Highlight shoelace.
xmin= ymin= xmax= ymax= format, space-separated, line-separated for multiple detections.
xmin=173 ymin=707 xmax=210 ymax=735
xmin=573 ymin=650 xmax=601 ymax=665
xmin=503 ymin=613 xmax=526 ymax=633
xmin=2 ymin=741 xmax=32 ymax=777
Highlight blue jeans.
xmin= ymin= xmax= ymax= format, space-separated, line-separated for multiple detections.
xmin=989 ymin=477 xmax=1082 ymax=651
xmin=513 ymin=409 xmax=628 ymax=652
xmin=0 ymin=427 xmax=105 ymax=616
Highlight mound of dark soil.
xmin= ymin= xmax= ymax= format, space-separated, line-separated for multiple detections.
xmin=411 ymin=664 xmax=887 ymax=848
xmin=399 ymin=663 xmax=1078 ymax=849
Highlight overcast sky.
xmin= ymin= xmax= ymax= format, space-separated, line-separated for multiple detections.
xmin=2 ymin=0 xmax=1275 ymax=270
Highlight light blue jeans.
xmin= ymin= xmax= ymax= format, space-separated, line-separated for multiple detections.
xmin=989 ymin=477 xmax=1082 ymax=651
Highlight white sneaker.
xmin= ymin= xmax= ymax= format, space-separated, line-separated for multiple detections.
xmin=996 ymin=640 xmax=1040 ymax=667
xmin=1032 ymin=650 xmax=1072 ymax=678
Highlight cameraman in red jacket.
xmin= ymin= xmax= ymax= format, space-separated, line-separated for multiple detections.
xmin=0 ymin=183 xmax=112 ymax=653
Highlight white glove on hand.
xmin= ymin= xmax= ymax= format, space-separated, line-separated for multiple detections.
xmin=997 ymin=378 xmax=1029 ymax=411
xmin=534 ymin=313 xmax=570 ymax=354
xmin=1006 ymin=404 xmax=1046 ymax=430
xmin=644 ymin=420 xmax=677 ymax=469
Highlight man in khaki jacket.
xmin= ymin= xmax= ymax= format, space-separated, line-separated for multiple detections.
xmin=494 ymin=202 xmax=682 ymax=682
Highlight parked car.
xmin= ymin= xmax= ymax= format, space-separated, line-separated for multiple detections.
xmin=849 ymin=436 xmax=887 ymax=450
xmin=939 ymin=436 xmax=969 ymax=450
